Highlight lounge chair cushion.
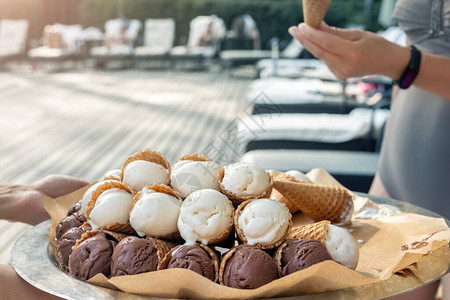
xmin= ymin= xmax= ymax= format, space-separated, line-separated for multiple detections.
xmin=135 ymin=46 xmax=169 ymax=56
xmin=248 ymin=78 xmax=325 ymax=103
xmin=220 ymin=50 xmax=272 ymax=61
xmin=247 ymin=77 xmax=362 ymax=104
xmin=237 ymin=108 xmax=390 ymax=143
xmin=170 ymin=46 xmax=215 ymax=58
xmin=28 ymin=47 xmax=70 ymax=58
xmin=89 ymin=19 xmax=142 ymax=57
xmin=135 ymin=19 xmax=175 ymax=57
xmin=90 ymin=45 xmax=133 ymax=56
xmin=256 ymin=58 xmax=322 ymax=72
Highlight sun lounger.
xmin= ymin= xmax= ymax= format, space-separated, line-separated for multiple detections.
xmin=256 ymin=58 xmax=322 ymax=77
xmin=247 ymin=77 xmax=370 ymax=114
xmin=258 ymin=58 xmax=337 ymax=80
xmin=134 ymin=18 xmax=175 ymax=67
xmin=90 ymin=18 xmax=142 ymax=68
xmin=224 ymin=14 xmax=261 ymax=50
xmin=28 ymin=23 xmax=84 ymax=69
xmin=239 ymin=108 xmax=390 ymax=152
xmin=0 ymin=19 xmax=29 ymax=64
xmin=170 ymin=15 xmax=226 ymax=69
xmin=79 ymin=27 xmax=103 ymax=57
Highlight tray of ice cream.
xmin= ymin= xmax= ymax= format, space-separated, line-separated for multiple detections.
xmin=11 ymin=149 xmax=450 ymax=299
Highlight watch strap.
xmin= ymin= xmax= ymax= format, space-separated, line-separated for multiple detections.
xmin=395 ymin=45 xmax=422 ymax=89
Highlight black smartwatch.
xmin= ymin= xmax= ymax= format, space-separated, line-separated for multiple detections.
xmin=395 ymin=45 xmax=422 ymax=89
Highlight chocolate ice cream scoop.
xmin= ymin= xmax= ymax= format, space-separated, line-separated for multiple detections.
xmin=57 ymin=225 xmax=91 ymax=268
xmin=68 ymin=233 xmax=117 ymax=281
xmin=67 ymin=200 xmax=82 ymax=216
xmin=220 ymin=245 xmax=278 ymax=289
xmin=55 ymin=212 xmax=86 ymax=241
xmin=280 ymin=239 xmax=332 ymax=277
xmin=111 ymin=236 xmax=160 ymax=277
xmin=167 ymin=245 xmax=217 ymax=281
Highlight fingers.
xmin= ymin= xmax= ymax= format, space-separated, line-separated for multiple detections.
xmin=288 ymin=25 xmax=343 ymax=65
xmin=298 ymin=23 xmax=356 ymax=55
xmin=16 ymin=190 xmax=51 ymax=225
xmin=319 ymin=21 xmax=363 ymax=41
xmin=289 ymin=25 xmax=348 ymax=80
xmin=33 ymin=175 xmax=90 ymax=198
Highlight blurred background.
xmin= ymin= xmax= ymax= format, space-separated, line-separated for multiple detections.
xmin=1 ymin=0 xmax=383 ymax=52
xmin=1 ymin=0 xmax=401 ymax=266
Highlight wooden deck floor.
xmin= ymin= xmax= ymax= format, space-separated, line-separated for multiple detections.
xmin=0 ymin=69 xmax=252 ymax=264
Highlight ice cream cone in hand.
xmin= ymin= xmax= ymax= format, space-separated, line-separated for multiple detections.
xmin=302 ymin=0 xmax=331 ymax=28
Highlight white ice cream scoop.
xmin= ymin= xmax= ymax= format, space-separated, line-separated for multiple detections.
xmin=221 ymin=162 xmax=269 ymax=196
xmin=129 ymin=187 xmax=182 ymax=238
xmin=88 ymin=188 xmax=134 ymax=230
xmin=237 ymin=198 xmax=291 ymax=247
xmin=170 ymin=160 xmax=220 ymax=198
xmin=80 ymin=179 xmax=118 ymax=215
xmin=285 ymin=170 xmax=313 ymax=183
xmin=177 ymin=189 xmax=234 ymax=245
xmin=324 ymin=224 xmax=359 ymax=270
xmin=122 ymin=160 xmax=169 ymax=192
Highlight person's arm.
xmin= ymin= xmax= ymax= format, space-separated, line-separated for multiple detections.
xmin=0 ymin=175 xmax=89 ymax=299
xmin=0 ymin=175 xmax=88 ymax=225
xmin=288 ymin=22 xmax=450 ymax=99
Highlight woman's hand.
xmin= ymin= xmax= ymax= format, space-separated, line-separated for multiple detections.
xmin=0 ymin=175 xmax=89 ymax=225
xmin=288 ymin=22 xmax=409 ymax=81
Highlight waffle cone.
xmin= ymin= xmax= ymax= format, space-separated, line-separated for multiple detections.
xmin=54 ymin=245 xmax=65 ymax=271
xmin=130 ymin=184 xmax=183 ymax=242
xmin=140 ymin=237 xmax=177 ymax=270
xmin=73 ymin=229 xmax=128 ymax=249
xmin=85 ymin=181 xmax=135 ymax=234
xmin=132 ymin=184 xmax=182 ymax=207
xmin=288 ymin=220 xmax=330 ymax=244
xmin=218 ymin=246 xmax=238 ymax=285
xmin=208 ymin=221 xmax=234 ymax=245
xmin=273 ymin=180 xmax=353 ymax=224
xmin=270 ymin=172 xmax=305 ymax=214
xmin=158 ymin=243 xmax=220 ymax=282
xmin=275 ymin=220 xmax=330 ymax=275
xmin=80 ymin=222 xmax=91 ymax=229
xmin=176 ymin=153 xmax=211 ymax=163
xmin=274 ymin=240 xmax=288 ymax=276
xmin=302 ymin=0 xmax=331 ymax=28
xmin=101 ymin=175 xmax=121 ymax=181
xmin=217 ymin=168 xmax=273 ymax=207
xmin=120 ymin=149 xmax=171 ymax=182
xmin=234 ymin=200 xmax=292 ymax=250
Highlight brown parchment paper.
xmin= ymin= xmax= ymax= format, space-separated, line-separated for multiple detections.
xmin=43 ymin=169 xmax=450 ymax=299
